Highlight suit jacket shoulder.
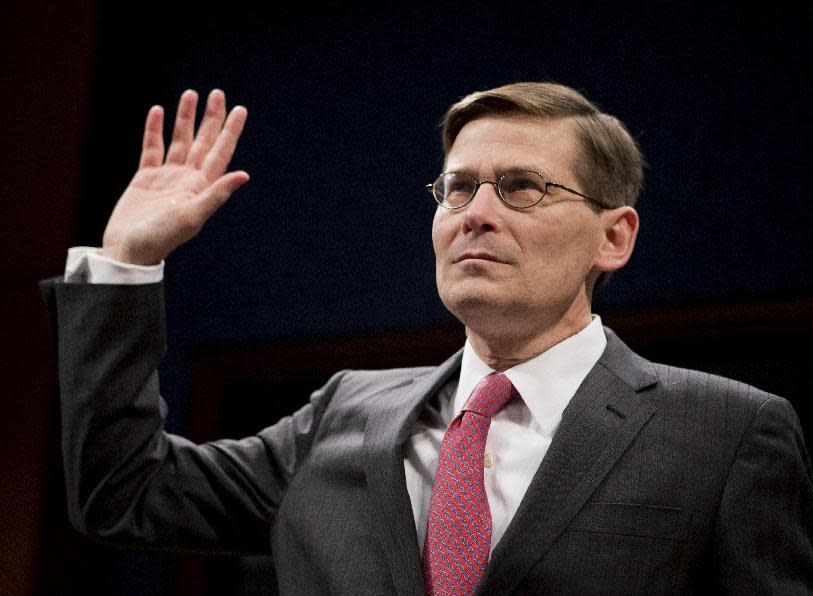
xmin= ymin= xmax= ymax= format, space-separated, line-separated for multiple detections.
xmin=481 ymin=326 xmax=812 ymax=595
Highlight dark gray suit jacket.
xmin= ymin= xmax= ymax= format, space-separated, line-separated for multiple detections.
xmin=43 ymin=279 xmax=813 ymax=595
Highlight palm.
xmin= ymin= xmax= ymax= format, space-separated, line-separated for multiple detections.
xmin=130 ymin=163 xmax=209 ymax=198
xmin=102 ymin=89 xmax=249 ymax=265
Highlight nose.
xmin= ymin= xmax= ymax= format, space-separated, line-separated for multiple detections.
xmin=463 ymin=180 xmax=502 ymax=233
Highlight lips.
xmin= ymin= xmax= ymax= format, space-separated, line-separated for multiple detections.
xmin=454 ymin=251 xmax=509 ymax=264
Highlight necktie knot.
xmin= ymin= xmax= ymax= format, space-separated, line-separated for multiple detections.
xmin=463 ymin=373 xmax=518 ymax=419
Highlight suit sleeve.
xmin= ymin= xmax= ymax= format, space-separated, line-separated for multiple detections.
xmin=713 ymin=395 xmax=813 ymax=593
xmin=41 ymin=278 xmax=342 ymax=554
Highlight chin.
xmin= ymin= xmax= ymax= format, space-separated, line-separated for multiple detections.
xmin=439 ymin=282 xmax=508 ymax=322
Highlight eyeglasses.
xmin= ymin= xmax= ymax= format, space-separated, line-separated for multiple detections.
xmin=426 ymin=169 xmax=604 ymax=210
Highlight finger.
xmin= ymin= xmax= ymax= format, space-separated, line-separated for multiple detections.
xmin=194 ymin=170 xmax=250 ymax=221
xmin=201 ymin=105 xmax=248 ymax=181
xmin=165 ymin=89 xmax=198 ymax=165
xmin=186 ymin=89 xmax=227 ymax=168
xmin=138 ymin=105 xmax=165 ymax=169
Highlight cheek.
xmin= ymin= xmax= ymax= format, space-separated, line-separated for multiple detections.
xmin=519 ymin=218 xmax=599 ymax=274
xmin=431 ymin=212 xmax=453 ymax=258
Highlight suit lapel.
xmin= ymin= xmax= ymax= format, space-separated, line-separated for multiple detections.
xmin=477 ymin=329 xmax=659 ymax=595
xmin=363 ymin=350 xmax=463 ymax=596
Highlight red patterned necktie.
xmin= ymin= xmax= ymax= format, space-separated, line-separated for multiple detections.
xmin=422 ymin=373 xmax=519 ymax=595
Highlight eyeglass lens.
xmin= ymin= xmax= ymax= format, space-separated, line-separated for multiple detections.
xmin=434 ymin=170 xmax=547 ymax=208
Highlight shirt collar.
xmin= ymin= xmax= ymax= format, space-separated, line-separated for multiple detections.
xmin=454 ymin=316 xmax=607 ymax=435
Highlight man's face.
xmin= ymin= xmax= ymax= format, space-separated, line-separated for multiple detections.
xmin=431 ymin=114 xmax=608 ymax=335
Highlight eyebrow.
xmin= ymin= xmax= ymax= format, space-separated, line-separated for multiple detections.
xmin=444 ymin=164 xmax=558 ymax=180
xmin=509 ymin=165 xmax=555 ymax=178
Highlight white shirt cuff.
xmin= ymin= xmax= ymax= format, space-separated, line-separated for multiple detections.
xmin=64 ymin=247 xmax=164 ymax=284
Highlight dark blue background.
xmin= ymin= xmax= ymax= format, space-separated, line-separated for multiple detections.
xmin=79 ymin=2 xmax=813 ymax=426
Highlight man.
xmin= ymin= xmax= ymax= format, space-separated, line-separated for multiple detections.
xmin=43 ymin=83 xmax=812 ymax=594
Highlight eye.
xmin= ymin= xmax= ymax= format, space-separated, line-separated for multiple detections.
xmin=443 ymin=173 xmax=476 ymax=195
xmin=499 ymin=171 xmax=546 ymax=207
xmin=501 ymin=171 xmax=545 ymax=193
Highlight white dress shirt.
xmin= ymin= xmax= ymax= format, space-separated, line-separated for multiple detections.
xmin=64 ymin=247 xmax=607 ymax=556
xmin=404 ymin=319 xmax=606 ymax=555
xmin=65 ymin=247 xmax=164 ymax=284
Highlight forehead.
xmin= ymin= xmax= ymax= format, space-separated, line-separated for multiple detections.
xmin=444 ymin=115 xmax=580 ymax=178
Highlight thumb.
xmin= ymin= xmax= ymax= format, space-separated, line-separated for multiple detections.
xmin=196 ymin=171 xmax=250 ymax=221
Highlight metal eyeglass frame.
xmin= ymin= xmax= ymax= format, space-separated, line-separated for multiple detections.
xmin=426 ymin=169 xmax=605 ymax=210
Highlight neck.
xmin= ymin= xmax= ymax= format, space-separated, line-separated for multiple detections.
xmin=465 ymin=308 xmax=593 ymax=372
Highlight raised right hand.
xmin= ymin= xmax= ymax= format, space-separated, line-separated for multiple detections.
xmin=101 ymin=89 xmax=249 ymax=265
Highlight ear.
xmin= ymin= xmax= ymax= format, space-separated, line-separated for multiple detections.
xmin=593 ymin=206 xmax=639 ymax=272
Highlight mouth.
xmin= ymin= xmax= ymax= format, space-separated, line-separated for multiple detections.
xmin=454 ymin=251 xmax=509 ymax=264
